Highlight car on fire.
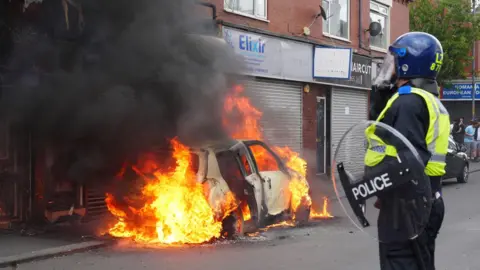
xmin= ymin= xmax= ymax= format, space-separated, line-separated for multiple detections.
xmin=190 ymin=139 xmax=312 ymax=236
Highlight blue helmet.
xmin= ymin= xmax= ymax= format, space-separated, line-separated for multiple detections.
xmin=389 ymin=32 xmax=444 ymax=80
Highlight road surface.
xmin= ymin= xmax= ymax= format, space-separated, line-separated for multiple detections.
xmin=10 ymin=173 xmax=480 ymax=270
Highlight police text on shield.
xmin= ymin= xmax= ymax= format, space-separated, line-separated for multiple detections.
xmin=351 ymin=173 xmax=392 ymax=200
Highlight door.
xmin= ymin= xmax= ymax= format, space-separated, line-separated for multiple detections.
xmin=243 ymin=140 xmax=290 ymax=216
xmin=316 ymin=97 xmax=326 ymax=174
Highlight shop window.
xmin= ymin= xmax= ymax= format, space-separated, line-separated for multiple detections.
xmin=322 ymin=0 xmax=349 ymax=40
xmin=224 ymin=0 xmax=267 ymax=20
xmin=370 ymin=1 xmax=389 ymax=50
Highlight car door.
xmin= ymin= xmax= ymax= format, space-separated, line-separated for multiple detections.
xmin=242 ymin=140 xmax=291 ymax=216
xmin=445 ymin=137 xmax=464 ymax=179
xmin=229 ymin=143 xmax=267 ymax=224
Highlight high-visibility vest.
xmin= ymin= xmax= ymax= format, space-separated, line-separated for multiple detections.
xmin=365 ymin=85 xmax=450 ymax=176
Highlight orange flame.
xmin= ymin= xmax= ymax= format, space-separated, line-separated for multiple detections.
xmin=105 ymin=138 xmax=237 ymax=244
xmin=222 ymin=84 xmax=332 ymax=220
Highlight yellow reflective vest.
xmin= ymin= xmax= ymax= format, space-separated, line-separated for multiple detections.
xmin=365 ymin=86 xmax=450 ymax=176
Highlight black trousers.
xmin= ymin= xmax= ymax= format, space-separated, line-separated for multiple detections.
xmin=379 ymin=196 xmax=445 ymax=270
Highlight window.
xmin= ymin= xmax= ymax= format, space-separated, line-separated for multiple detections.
xmin=249 ymin=144 xmax=280 ymax=172
xmin=370 ymin=2 xmax=389 ymax=50
xmin=224 ymin=0 xmax=267 ymax=19
xmin=322 ymin=0 xmax=349 ymax=40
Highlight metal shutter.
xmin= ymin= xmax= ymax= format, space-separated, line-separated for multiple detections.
xmin=331 ymin=88 xmax=369 ymax=177
xmin=242 ymin=78 xmax=303 ymax=154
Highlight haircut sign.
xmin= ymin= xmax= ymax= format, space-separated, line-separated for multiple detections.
xmin=314 ymin=53 xmax=372 ymax=89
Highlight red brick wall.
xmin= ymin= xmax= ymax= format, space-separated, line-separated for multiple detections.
xmin=205 ymin=0 xmax=371 ymax=54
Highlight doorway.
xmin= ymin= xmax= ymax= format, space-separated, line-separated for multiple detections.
xmin=316 ymin=96 xmax=326 ymax=174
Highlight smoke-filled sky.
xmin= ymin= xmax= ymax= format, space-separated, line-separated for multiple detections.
xmin=1 ymin=0 xmax=241 ymax=183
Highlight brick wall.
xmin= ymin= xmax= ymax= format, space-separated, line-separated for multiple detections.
xmin=205 ymin=0 xmax=371 ymax=54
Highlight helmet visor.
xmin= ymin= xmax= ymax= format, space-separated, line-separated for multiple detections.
xmin=373 ymin=52 xmax=395 ymax=87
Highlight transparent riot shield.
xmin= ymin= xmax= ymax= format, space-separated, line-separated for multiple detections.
xmin=332 ymin=120 xmax=432 ymax=243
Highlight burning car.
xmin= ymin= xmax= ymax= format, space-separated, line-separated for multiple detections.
xmin=191 ymin=138 xmax=312 ymax=236
xmin=105 ymin=137 xmax=313 ymax=243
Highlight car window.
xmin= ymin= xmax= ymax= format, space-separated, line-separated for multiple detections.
xmin=248 ymin=144 xmax=280 ymax=172
xmin=190 ymin=153 xmax=200 ymax=173
xmin=239 ymin=152 xmax=253 ymax=175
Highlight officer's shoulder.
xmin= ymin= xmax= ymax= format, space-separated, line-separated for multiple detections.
xmin=392 ymin=93 xmax=426 ymax=110
xmin=392 ymin=93 xmax=426 ymax=109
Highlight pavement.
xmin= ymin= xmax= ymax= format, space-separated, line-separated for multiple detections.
xmin=0 ymin=163 xmax=479 ymax=269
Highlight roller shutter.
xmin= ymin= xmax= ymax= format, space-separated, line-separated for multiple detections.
xmin=242 ymin=78 xmax=303 ymax=154
xmin=331 ymin=88 xmax=369 ymax=177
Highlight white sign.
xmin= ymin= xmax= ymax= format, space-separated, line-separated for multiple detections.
xmin=345 ymin=106 xmax=350 ymax=115
xmin=313 ymin=47 xmax=352 ymax=79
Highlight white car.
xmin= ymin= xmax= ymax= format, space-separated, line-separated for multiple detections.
xmin=191 ymin=139 xmax=311 ymax=236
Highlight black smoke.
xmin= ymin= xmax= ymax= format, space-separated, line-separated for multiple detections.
xmin=1 ymin=0 xmax=241 ymax=184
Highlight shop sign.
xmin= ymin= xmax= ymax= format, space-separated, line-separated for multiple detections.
xmin=441 ymin=83 xmax=480 ymax=100
xmin=314 ymin=53 xmax=372 ymax=89
xmin=222 ymin=26 xmax=312 ymax=82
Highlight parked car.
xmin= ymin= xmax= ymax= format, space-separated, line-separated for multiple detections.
xmin=190 ymin=139 xmax=311 ymax=236
xmin=444 ymin=136 xmax=469 ymax=183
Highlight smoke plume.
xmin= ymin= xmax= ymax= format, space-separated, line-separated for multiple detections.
xmin=1 ymin=0 xmax=241 ymax=184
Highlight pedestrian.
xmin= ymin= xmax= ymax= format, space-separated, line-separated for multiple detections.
xmin=465 ymin=120 xmax=477 ymax=160
xmin=367 ymin=32 xmax=449 ymax=270
xmin=451 ymin=117 xmax=465 ymax=145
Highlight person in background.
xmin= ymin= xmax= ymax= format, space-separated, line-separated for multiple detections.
xmin=464 ymin=119 xmax=477 ymax=160
xmin=452 ymin=117 xmax=465 ymax=145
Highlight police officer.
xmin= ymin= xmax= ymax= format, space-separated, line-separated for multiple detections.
xmin=367 ymin=32 xmax=450 ymax=270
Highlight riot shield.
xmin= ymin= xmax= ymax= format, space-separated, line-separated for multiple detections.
xmin=332 ymin=120 xmax=432 ymax=243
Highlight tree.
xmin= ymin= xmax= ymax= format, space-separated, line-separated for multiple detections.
xmin=410 ymin=0 xmax=480 ymax=85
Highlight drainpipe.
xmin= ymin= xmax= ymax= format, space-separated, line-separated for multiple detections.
xmin=197 ymin=2 xmax=217 ymax=20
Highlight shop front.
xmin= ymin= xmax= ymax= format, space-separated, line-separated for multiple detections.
xmin=221 ymin=26 xmax=313 ymax=154
xmin=440 ymin=81 xmax=480 ymax=120
xmin=312 ymin=49 xmax=372 ymax=175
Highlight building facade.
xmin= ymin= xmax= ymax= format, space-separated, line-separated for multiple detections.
xmin=206 ymin=0 xmax=412 ymax=176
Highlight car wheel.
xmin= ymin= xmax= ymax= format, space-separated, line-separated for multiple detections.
xmin=457 ymin=163 xmax=469 ymax=184
xmin=293 ymin=197 xmax=311 ymax=225
xmin=221 ymin=207 xmax=244 ymax=238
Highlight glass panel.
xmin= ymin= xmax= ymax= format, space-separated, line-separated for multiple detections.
xmin=255 ymin=0 xmax=266 ymax=18
xmin=238 ymin=0 xmax=254 ymax=15
xmin=324 ymin=0 xmax=349 ymax=39
xmin=370 ymin=11 xmax=388 ymax=49
xmin=249 ymin=144 xmax=280 ymax=171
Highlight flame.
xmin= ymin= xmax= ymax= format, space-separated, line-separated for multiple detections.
xmin=222 ymin=84 xmax=332 ymax=220
xmin=105 ymin=138 xmax=238 ymax=244
xmin=311 ymin=197 xmax=333 ymax=218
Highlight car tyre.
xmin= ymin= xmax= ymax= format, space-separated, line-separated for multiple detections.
xmin=221 ymin=207 xmax=244 ymax=238
xmin=457 ymin=163 xmax=469 ymax=184
xmin=293 ymin=197 xmax=311 ymax=225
